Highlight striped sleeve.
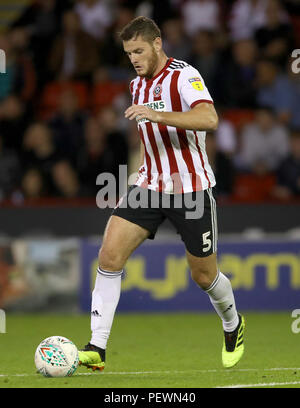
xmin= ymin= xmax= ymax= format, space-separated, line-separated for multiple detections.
xmin=129 ymin=79 xmax=134 ymax=98
xmin=178 ymin=66 xmax=214 ymax=108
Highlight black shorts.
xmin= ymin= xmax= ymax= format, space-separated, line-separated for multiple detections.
xmin=112 ymin=185 xmax=218 ymax=257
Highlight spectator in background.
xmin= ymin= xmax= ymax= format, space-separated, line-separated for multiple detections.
xmin=11 ymin=0 xmax=71 ymax=85
xmin=205 ymin=132 xmax=235 ymax=197
xmin=187 ymin=30 xmax=221 ymax=100
xmin=0 ymin=32 xmax=36 ymax=103
xmin=48 ymin=88 xmax=87 ymax=164
xmin=100 ymin=5 xmax=135 ymax=80
xmin=0 ymin=95 xmax=30 ymax=155
xmin=256 ymin=58 xmax=299 ymax=127
xmin=134 ymin=0 xmax=174 ymax=27
xmin=6 ymin=28 xmax=36 ymax=103
xmin=97 ymin=106 xmax=129 ymax=179
xmin=235 ymin=106 xmax=290 ymax=174
xmin=74 ymin=0 xmax=112 ymax=40
xmin=22 ymin=122 xmax=64 ymax=194
xmin=20 ymin=167 xmax=47 ymax=199
xmin=0 ymin=135 xmax=21 ymax=201
xmin=77 ymin=111 xmax=128 ymax=196
xmin=90 ymin=66 xmax=128 ymax=115
xmin=255 ymin=0 xmax=294 ymax=67
xmin=283 ymin=0 xmax=300 ymax=15
xmin=273 ymin=128 xmax=300 ymax=199
xmin=219 ymin=38 xmax=257 ymax=108
xmin=77 ymin=117 xmax=116 ymax=196
xmin=1 ymin=0 xmax=297 ymax=204
xmin=229 ymin=0 xmax=268 ymax=40
xmin=161 ymin=16 xmax=191 ymax=62
xmin=49 ymin=10 xmax=99 ymax=82
xmin=215 ymin=115 xmax=237 ymax=157
xmin=51 ymin=160 xmax=88 ymax=198
xmin=181 ymin=0 xmax=220 ymax=37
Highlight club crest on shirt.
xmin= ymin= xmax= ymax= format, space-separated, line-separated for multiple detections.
xmin=188 ymin=77 xmax=204 ymax=91
xmin=153 ymin=84 xmax=162 ymax=98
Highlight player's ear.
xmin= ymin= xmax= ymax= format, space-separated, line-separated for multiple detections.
xmin=153 ymin=37 xmax=162 ymax=53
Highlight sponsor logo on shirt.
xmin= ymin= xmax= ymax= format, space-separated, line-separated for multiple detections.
xmin=137 ymin=100 xmax=167 ymax=124
xmin=188 ymin=77 xmax=204 ymax=91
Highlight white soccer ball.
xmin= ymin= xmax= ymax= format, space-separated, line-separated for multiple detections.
xmin=35 ymin=336 xmax=79 ymax=377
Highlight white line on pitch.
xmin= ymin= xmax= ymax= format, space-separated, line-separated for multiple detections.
xmin=94 ymin=367 xmax=300 ymax=375
xmin=217 ymin=381 xmax=300 ymax=388
xmin=0 ymin=367 xmax=300 ymax=377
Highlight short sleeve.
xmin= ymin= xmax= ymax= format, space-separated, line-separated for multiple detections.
xmin=178 ymin=66 xmax=214 ymax=108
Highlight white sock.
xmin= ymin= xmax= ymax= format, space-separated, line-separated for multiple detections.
xmin=205 ymin=271 xmax=239 ymax=332
xmin=90 ymin=267 xmax=122 ymax=349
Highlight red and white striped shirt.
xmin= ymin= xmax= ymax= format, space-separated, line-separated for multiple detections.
xmin=130 ymin=57 xmax=216 ymax=194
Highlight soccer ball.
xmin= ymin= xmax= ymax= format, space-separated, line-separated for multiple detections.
xmin=35 ymin=336 xmax=79 ymax=377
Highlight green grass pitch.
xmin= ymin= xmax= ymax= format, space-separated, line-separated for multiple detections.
xmin=0 ymin=312 xmax=299 ymax=388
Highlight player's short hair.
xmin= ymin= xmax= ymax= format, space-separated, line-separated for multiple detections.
xmin=119 ymin=16 xmax=161 ymax=44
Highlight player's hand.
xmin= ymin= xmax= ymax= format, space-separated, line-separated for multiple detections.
xmin=124 ymin=104 xmax=160 ymax=123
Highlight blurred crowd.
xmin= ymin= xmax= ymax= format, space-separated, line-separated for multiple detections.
xmin=0 ymin=0 xmax=300 ymax=204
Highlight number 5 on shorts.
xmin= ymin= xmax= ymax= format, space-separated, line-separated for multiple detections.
xmin=202 ymin=231 xmax=211 ymax=253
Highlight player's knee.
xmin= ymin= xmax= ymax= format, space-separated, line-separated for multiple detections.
xmin=98 ymin=246 xmax=125 ymax=272
xmin=191 ymin=267 xmax=214 ymax=289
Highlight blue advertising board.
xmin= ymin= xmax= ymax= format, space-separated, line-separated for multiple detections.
xmin=79 ymin=239 xmax=300 ymax=312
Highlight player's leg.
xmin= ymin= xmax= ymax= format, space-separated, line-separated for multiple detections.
xmin=165 ymin=188 xmax=245 ymax=368
xmin=79 ymin=215 xmax=151 ymax=371
xmin=93 ymin=215 xmax=150 ymax=343
xmin=98 ymin=214 xmax=151 ymax=271
xmin=186 ymin=250 xmax=239 ymax=330
xmin=165 ymin=188 xmax=239 ymax=327
xmin=80 ymin=186 xmax=165 ymax=370
xmin=186 ymin=249 xmax=245 ymax=368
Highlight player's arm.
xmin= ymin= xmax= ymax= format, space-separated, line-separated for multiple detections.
xmin=157 ymin=102 xmax=218 ymax=131
xmin=124 ymin=102 xmax=218 ymax=132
